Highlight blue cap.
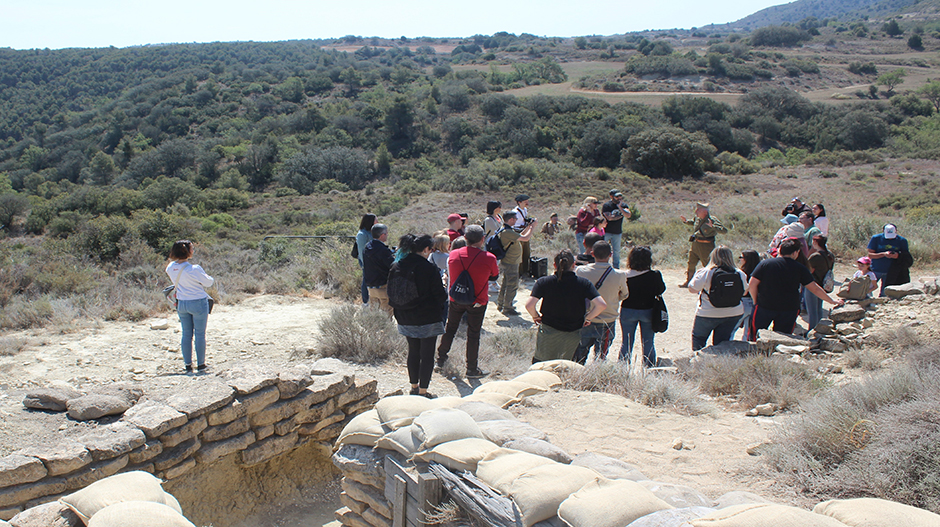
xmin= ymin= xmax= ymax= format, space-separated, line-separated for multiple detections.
xmin=781 ymin=214 xmax=799 ymax=224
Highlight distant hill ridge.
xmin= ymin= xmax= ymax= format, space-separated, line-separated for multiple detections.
xmin=704 ymin=0 xmax=926 ymax=31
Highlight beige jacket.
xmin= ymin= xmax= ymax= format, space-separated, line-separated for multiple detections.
xmin=575 ymin=262 xmax=629 ymax=323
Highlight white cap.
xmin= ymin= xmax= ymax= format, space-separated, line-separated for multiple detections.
xmin=884 ymin=224 xmax=897 ymax=239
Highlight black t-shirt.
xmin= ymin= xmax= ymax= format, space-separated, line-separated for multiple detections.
xmin=575 ymin=253 xmax=595 ymax=266
xmin=602 ymin=200 xmax=625 ymax=234
xmin=530 ymin=272 xmax=600 ymax=332
xmin=751 ymin=257 xmax=814 ymax=311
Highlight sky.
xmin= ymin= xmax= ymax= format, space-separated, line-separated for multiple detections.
xmin=1 ymin=0 xmax=787 ymax=50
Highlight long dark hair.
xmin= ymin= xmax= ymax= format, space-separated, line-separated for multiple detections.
xmin=739 ymin=250 xmax=761 ymax=279
xmin=553 ymin=249 xmax=575 ymax=278
xmin=813 ymin=203 xmax=826 ymax=218
xmin=359 ymin=213 xmax=377 ymax=231
xmin=169 ymin=240 xmax=194 ymax=261
xmin=395 ymin=234 xmax=433 ymax=263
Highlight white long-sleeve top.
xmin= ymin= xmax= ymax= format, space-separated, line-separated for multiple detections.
xmin=166 ymin=261 xmax=214 ymax=300
xmin=688 ymin=266 xmax=747 ymax=318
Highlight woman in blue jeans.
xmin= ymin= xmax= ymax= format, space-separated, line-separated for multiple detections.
xmin=619 ymin=246 xmax=666 ymax=367
xmin=166 ymin=240 xmax=214 ymax=373
xmin=356 ymin=214 xmax=377 ymax=304
xmin=687 ymin=246 xmax=748 ymax=350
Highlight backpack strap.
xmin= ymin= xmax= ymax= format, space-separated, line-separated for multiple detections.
xmin=458 ymin=249 xmax=485 ymax=302
xmin=594 ymin=266 xmax=614 ymax=290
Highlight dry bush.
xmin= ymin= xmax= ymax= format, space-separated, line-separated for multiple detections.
xmin=317 ymin=304 xmax=405 ymax=364
xmin=567 ymin=361 xmax=715 ymax=416
xmin=765 ymin=352 xmax=940 ymax=512
xmin=843 ymin=348 xmax=883 ymax=370
xmin=0 ymin=336 xmax=27 ymax=356
xmin=689 ymin=354 xmax=826 ymax=410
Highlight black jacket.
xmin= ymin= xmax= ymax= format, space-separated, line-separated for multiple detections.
xmin=390 ymin=253 xmax=448 ymax=326
xmin=363 ymin=239 xmax=394 ymax=287
xmin=886 ymin=250 xmax=914 ymax=287
xmin=621 ymin=270 xmax=666 ymax=310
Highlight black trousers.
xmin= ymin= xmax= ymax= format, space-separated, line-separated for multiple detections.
xmin=437 ymin=302 xmax=487 ymax=371
xmin=407 ymin=336 xmax=437 ymax=389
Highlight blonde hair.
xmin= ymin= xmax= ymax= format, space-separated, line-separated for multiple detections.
xmin=708 ymin=246 xmax=736 ymax=270
xmin=581 ymin=196 xmax=598 ymax=209
xmin=431 ymin=233 xmax=450 ymax=253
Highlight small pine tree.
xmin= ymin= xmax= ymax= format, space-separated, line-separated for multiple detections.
xmin=375 ymin=144 xmax=392 ymax=176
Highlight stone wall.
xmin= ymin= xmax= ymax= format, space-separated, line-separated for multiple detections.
xmin=0 ymin=358 xmax=377 ymax=521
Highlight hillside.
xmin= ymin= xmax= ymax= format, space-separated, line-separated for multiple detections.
xmin=712 ymin=0 xmax=922 ymax=30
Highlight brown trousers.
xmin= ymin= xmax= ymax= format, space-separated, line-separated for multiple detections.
xmin=686 ymin=241 xmax=715 ymax=283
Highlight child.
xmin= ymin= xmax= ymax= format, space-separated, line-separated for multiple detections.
xmin=588 ymin=216 xmax=607 ymax=237
xmin=853 ymin=256 xmax=878 ymax=294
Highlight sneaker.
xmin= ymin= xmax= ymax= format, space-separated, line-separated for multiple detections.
xmin=466 ymin=368 xmax=489 ymax=379
xmin=196 ymin=364 xmax=208 ymax=372
xmin=434 ymin=359 xmax=446 ymax=373
xmin=502 ymin=308 xmax=521 ymax=316
xmin=184 ymin=364 xmax=193 ymax=373
xmin=409 ymin=387 xmax=420 ymax=396
xmin=421 ymin=392 xmax=436 ymax=399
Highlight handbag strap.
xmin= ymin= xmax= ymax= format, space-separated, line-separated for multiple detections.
xmin=594 ymin=266 xmax=614 ymax=290
xmin=170 ymin=262 xmax=187 ymax=289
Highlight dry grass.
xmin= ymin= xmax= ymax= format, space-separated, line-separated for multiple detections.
xmin=566 ymin=361 xmax=715 ymax=416
xmin=0 ymin=336 xmax=27 ymax=356
xmin=316 ymin=304 xmax=406 ymax=364
xmin=441 ymin=327 xmax=535 ymax=381
xmin=688 ymin=354 xmax=828 ymax=411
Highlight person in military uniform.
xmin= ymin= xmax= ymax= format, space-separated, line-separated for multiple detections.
xmin=679 ymin=202 xmax=727 ymax=288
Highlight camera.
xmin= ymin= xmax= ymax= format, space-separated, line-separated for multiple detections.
xmin=524 ymin=217 xmax=536 ymax=226
xmin=689 ymin=235 xmax=696 ymax=242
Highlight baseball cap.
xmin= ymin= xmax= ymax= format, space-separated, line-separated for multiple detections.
xmin=857 ymin=256 xmax=872 ymax=265
xmin=609 ymin=189 xmax=620 ymax=196
xmin=447 ymin=213 xmax=462 ymax=223
xmin=515 ymin=194 xmax=530 ymax=202
xmin=781 ymin=214 xmax=799 ymax=224
xmin=884 ymin=224 xmax=897 ymax=239
xmin=792 ymin=197 xmax=802 ymax=202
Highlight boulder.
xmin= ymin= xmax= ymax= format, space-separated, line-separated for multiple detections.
xmin=756 ymin=330 xmax=809 ymax=349
xmin=66 ymin=395 xmax=131 ymax=421
xmin=775 ymin=344 xmax=808 ymax=354
xmin=122 ymin=400 xmax=188 ymax=438
xmin=9 ymin=501 xmax=80 ymax=527
xmin=813 ymin=320 xmax=836 ymax=336
xmin=0 ymin=455 xmax=46 ymax=488
xmin=13 ymin=441 xmax=91 ymax=476
xmin=71 ymin=422 xmax=146 ymax=461
xmin=829 ymin=305 xmax=866 ymax=323
xmin=819 ymin=338 xmax=847 ymax=353
xmin=696 ymin=341 xmax=757 ymax=357
xmin=22 ymin=387 xmax=83 ymax=412
xmin=884 ymin=283 xmax=925 ymax=299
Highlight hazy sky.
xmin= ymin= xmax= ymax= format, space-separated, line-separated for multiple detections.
xmin=2 ymin=0 xmax=786 ymax=50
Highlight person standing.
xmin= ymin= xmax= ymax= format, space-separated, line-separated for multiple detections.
xmin=812 ymin=203 xmax=828 ymax=236
xmin=483 ymin=201 xmax=502 ymax=244
xmin=799 ymin=212 xmax=821 ymax=247
xmin=806 ymin=235 xmax=834 ymax=331
xmin=513 ymin=195 xmax=534 ymax=278
xmin=747 ymin=238 xmax=844 ymax=339
xmin=588 ymin=216 xmax=606 ymax=237
xmin=166 ymin=240 xmax=214 ymax=373
xmin=446 ymin=213 xmax=464 ymax=242
xmin=687 ymin=246 xmax=747 ymax=350
xmin=356 ymin=214 xmax=376 ymax=304
xmin=573 ymin=241 xmax=628 ymax=364
xmin=437 ymin=225 xmax=499 ymax=379
xmin=782 ymin=197 xmax=811 ymax=217
xmin=496 ymin=211 xmax=535 ymax=316
xmin=576 ymin=232 xmax=603 ymax=266
xmin=867 ymin=223 xmax=909 ymax=296
xmin=575 ymin=196 xmax=600 ymax=254
xmin=388 ymin=234 xmax=448 ymax=397
xmin=526 ymin=250 xmax=606 ymax=363
xmin=733 ymin=250 xmax=762 ymax=339
xmin=602 ymin=189 xmax=631 ymax=268
xmin=619 ymin=246 xmax=666 ymax=367
xmin=363 ymin=223 xmax=394 ymax=315
xmin=680 ymin=202 xmax=727 ymax=288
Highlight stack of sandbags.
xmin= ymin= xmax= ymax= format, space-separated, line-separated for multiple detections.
xmin=56 ymin=471 xmax=192 ymax=527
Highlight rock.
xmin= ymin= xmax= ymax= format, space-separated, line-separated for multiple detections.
xmin=162 ymin=379 xmax=235 ymax=418
xmin=215 ymin=362 xmax=279 ymax=395
xmin=696 ymin=340 xmax=757 ymax=356
xmin=885 ymin=283 xmax=925 ymax=299
xmin=638 ymin=480 xmax=713 ymax=508
xmin=66 ymin=395 xmax=130 ymax=421
xmin=788 ymin=354 xmax=804 ymax=364
xmin=829 ymin=305 xmax=866 ymax=323
xmin=150 ymin=319 xmax=169 ymax=330
xmin=755 ymin=403 xmax=776 ymax=416
xmin=715 ymin=491 xmax=772 ymax=509
xmin=819 ymin=338 xmax=847 ymax=353
xmin=238 ymin=431 xmax=298 ymax=466
xmin=571 ymin=452 xmax=646 ymax=481
xmin=860 ymin=318 xmax=874 ymax=329
xmin=9 ymin=500 xmax=80 ymax=527
xmin=122 ymin=400 xmax=188 ymax=438
xmin=670 ymin=438 xmax=683 ymax=450
xmin=276 ymin=365 xmax=315 ymax=399
xmin=813 ymin=320 xmax=835 ymax=335
xmin=746 ymin=441 xmax=771 ymax=456
xmin=332 ymin=445 xmax=386 ymax=485
xmin=22 ymin=387 xmax=83 ymax=412
xmin=503 ymin=438 xmax=572 ymax=463
xmin=625 ymin=507 xmax=717 ymax=527
xmin=0 ymin=456 xmax=46 ymax=489
xmin=776 ymin=344 xmax=808 ymax=354
xmin=13 ymin=441 xmax=90 ymax=476
xmin=71 ymin=421 xmax=146 ymax=461
xmin=745 ymin=408 xmax=758 ymax=417
xmin=756 ymin=330 xmax=810 ymax=351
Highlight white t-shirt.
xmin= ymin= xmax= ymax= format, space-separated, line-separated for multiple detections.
xmin=688 ymin=266 xmax=747 ymax=318
xmin=166 ymin=261 xmax=214 ymax=301
xmin=815 ymin=216 xmax=829 ymax=236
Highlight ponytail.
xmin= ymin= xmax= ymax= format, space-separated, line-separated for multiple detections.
xmin=553 ymin=249 xmax=575 ymax=279
xmin=394 ymin=233 xmax=434 ymax=263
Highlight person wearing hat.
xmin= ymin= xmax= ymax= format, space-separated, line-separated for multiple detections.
xmin=782 ymin=197 xmax=811 ymax=218
xmin=576 ymin=196 xmax=601 ymax=254
xmin=867 ymin=223 xmax=910 ymax=296
xmin=513 ymin=194 xmax=535 ymax=277
xmin=602 ymin=189 xmax=632 ymax=268
xmin=679 ymin=203 xmax=727 ymax=288
xmin=497 ymin=210 xmax=536 ymax=316
xmin=853 ymin=256 xmax=879 ymax=295
xmin=541 ymin=213 xmax=561 ymax=237
xmin=446 ymin=213 xmax=464 ymax=242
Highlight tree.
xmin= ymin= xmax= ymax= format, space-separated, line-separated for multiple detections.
xmin=384 ymin=97 xmax=416 ymax=155
xmin=0 ymin=193 xmax=29 ymax=231
xmin=883 ymin=19 xmax=903 ymax=37
xmin=877 ymin=68 xmax=906 ymax=96
xmin=623 ymin=127 xmax=716 ymax=178
xmin=574 ymin=37 xmax=587 ymax=50
xmin=908 ymin=34 xmax=923 ymax=50
xmin=278 ymin=147 xmax=372 ymax=193
xmin=273 ymin=77 xmax=305 ymax=103
xmin=918 ymin=81 xmax=940 ymax=112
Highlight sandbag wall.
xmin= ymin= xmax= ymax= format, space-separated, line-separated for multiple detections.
xmin=0 ymin=359 xmax=378 ymax=520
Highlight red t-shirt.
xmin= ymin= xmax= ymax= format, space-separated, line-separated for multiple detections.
xmin=447 ymin=246 xmax=499 ymax=305
xmin=447 ymin=229 xmax=463 ymax=242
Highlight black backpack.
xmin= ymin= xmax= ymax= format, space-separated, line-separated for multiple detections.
xmin=707 ymin=266 xmax=744 ymax=308
xmin=387 ymin=264 xmax=420 ymax=309
xmin=449 ymin=251 xmax=482 ymax=305
xmin=485 ymin=228 xmax=511 ymax=260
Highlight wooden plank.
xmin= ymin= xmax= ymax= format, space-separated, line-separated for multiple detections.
xmin=391 ymin=474 xmax=407 ymax=527
xmin=416 ymin=472 xmax=442 ymax=527
xmin=427 ymin=462 xmax=522 ymax=527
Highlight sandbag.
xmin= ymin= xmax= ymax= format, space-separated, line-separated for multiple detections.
xmin=474 ymin=380 xmax=546 ymax=399
xmin=59 ymin=471 xmax=168 ymax=524
xmin=163 ymin=492 xmax=183 ymax=514
xmin=503 ymin=438 xmax=571 ymax=464
xmin=813 ymin=497 xmax=940 ymax=527
xmin=476 ymin=448 xmax=557 ymax=493
xmin=375 ymin=426 xmax=422 ymax=458
xmin=456 ymin=400 xmax=517 ymax=422
xmin=478 ymin=419 xmax=549 ymax=446
xmin=461 ymin=392 xmax=521 ymax=408
xmin=558 ymin=478 xmax=674 ymax=527
xmin=336 ymin=409 xmax=389 ymax=448
xmin=625 ymin=507 xmax=718 ymax=527
xmin=528 ymin=359 xmax=585 ymax=375
xmin=688 ymin=503 xmax=850 ymax=527
xmin=512 ymin=370 xmax=563 ymax=390
xmin=411 ymin=407 xmax=483 ymax=450
xmin=86 ymin=501 xmax=195 ymax=527
xmin=507 ymin=466 xmax=600 ymax=526
xmin=570 ymin=452 xmax=647 ymax=481
xmin=375 ymin=395 xmax=444 ymax=429
xmin=714 ymin=491 xmax=771 ymax=509
xmin=639 ymin=480 xmax=714 ymax=508
xmin=412 ymin=437 xmax=500 ymax=472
